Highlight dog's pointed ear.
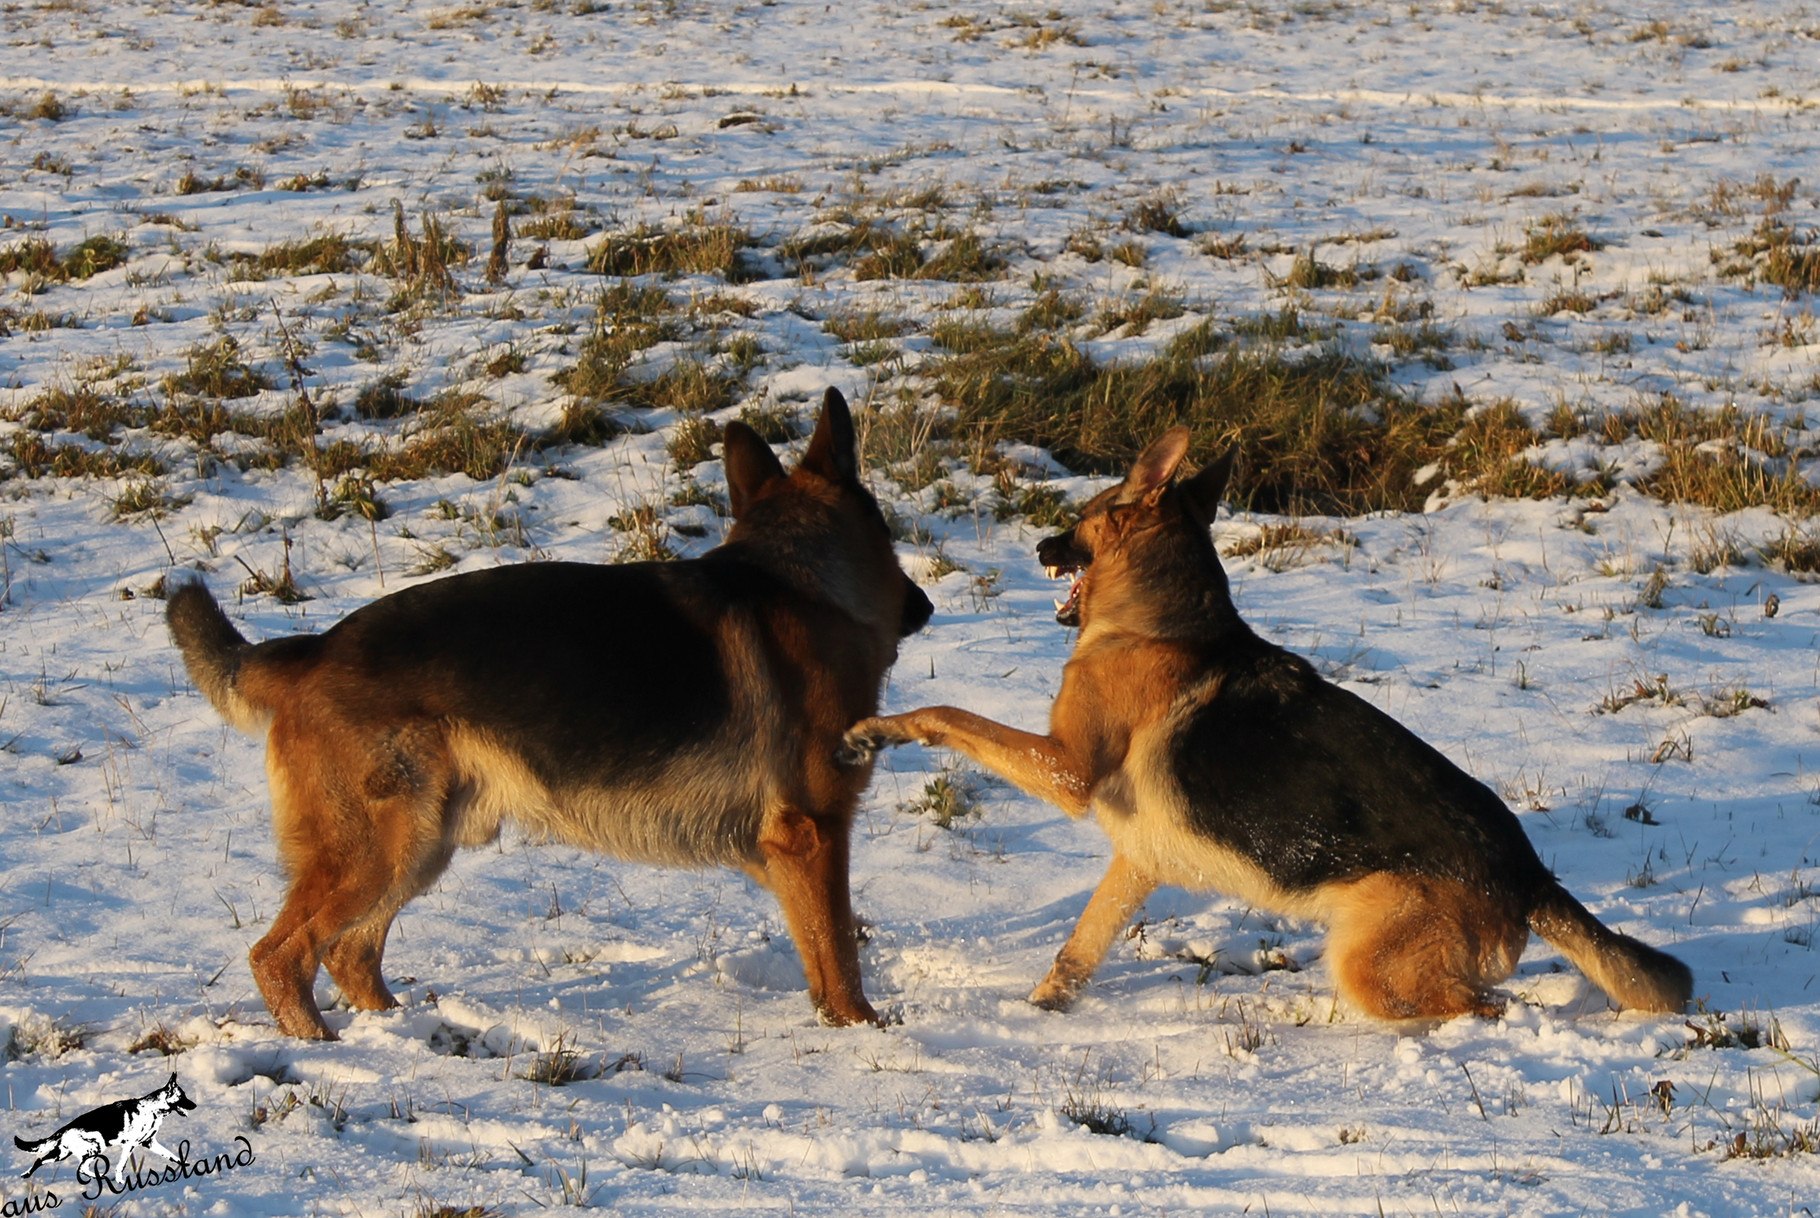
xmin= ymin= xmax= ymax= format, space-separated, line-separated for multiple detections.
xmin=723 ymin=421 xmax=784 ymax=517
xmin=800 ymin=387 xmax=859 ymax=483
xmin=1124 ymin=427 xmax=1191 ymax=504
xmin=1181 ymin=446 xmax=1237 ymax=528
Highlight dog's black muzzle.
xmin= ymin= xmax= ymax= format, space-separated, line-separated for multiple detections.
xmin=900 ymin=575 xmax=934 ymax=636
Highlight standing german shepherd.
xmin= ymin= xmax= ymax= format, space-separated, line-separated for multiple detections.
xmin=169 ymin=388 xmax=932 ymax=1039
xmin=843 ymin=430 xmax=1691 ymax=1021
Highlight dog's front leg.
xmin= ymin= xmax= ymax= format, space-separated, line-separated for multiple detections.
xmin=1030 ymin=851 xmax=1157 ymax=1011
xmin=758 ymin=806 xmax=878 ymax=1027
xmin=842 ymin=707 xmax=1093 ymax=816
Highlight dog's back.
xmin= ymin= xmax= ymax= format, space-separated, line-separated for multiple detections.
xmin=1167 ymin=636 xmax=1550 ymax=900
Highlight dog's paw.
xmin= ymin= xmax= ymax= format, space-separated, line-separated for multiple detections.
xmin=1027 ymin=978 xmax=1082 ymax=1013
xmin=837 ymin=723 xmax=896 ymax=766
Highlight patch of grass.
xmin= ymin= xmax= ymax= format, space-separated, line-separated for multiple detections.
xmin=915 ymin=231 xmax=1006 ymax=282
xmin=929 ymin=329 xmax=1455 ymax=515
xmin=632 ymin=358 xmax=741 ymax=415
xmin=237 ymin=536 xmax=309 ymax=604
xmin=321 ymin=475 xmax=389 ymax=522
xmin=1759 ymin=526 xmax=1820 ymax=573
xmin=1095 ymin=288 xmax=1185 ymax=337
xmin=128 ymin=1023 xmax=196 ymax=1056
xmin=542 ymin=401 xmax=629 ymax=449
xmin=735 ymin=400 xmax=799 ymax=444
xmin=999 ymin=482 xmax=1073 ymax=528
xmin=1108 ymin=239 xmax=1147 ymax=268
xmin=10 ymin=384 xmax=141 ymax=440
xmin=554 ymin=282 xmax=682 ymax=401
xmin=932 ymin=316 xmax=1012 ymax=354
xmin=588 ymin=220 xmax=754 ymax=280
xmin=1520 ymin=214 xmax=1602 ymax=264
xmin=1722 ymin=220 xmax=1820 ymax=297
xmin=241 ymin=232 xmax=369 ymax=277
xmin=369 ymin=391 xmax=525 ymax=482
xmin=1019 ymin=290 xmax=1087 ymax=333
xmin=1443 ymin=400 xmax=1580 ymax=500
xmin=521 ymin=1034 xmax=598 ymax=1086
xmin=608 ymin=501 xmax=677 ymax=563
xmin=1683 ymin=1008 xmax=1787 ymax=1053
xmin=667 ymin=416 xmax=719 ymax=471
xmin=1124 ymin=190 xmax=1190 ymax=238
xmin=517 ymin=199 xmax=597 ymax=242
xmin=0 ymin=234 xmax=128 ymax=282
xmin=373 ymin=202 xmax=467 ymax=302
xmin=1221 ymin=521 xmax=1357 ymax=571
xmin=0 ymin=237 xmax=61 ymax=279
xmin=1281 ymin=249 xmax=1361 ymax=289
xmin=858 ymin=397 xmax=949 ymax=490
xmin=165 ymin=336 xmax=270 ymax=399
xmin=109 ymin=479 xmax=191 ymax=520
xmin=7 ymin=432 xmax=165 ymax=480
xmin=823 ymin=309 xmax=907 ymax=343
xmin=355 ymin=374 xmax=420 ymax=420
xmin=1540 ymin=290 xmax=1597 ymax=315
xmin=63 ymin=234 xmax=130 ymax=280
xmin=1619 ymin=399 xmax=1820 ymax=515
xmin=901 ymin=770 xmax=980 ymax=830
xmin=785 ymin=219 xmax=1001 ymax=282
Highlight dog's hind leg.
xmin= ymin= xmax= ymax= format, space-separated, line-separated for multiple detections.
xmin=758 ymin=806 xmax=876 ymax=1026
xmin=1030 ymin=852 xmax=1156 ymax=1011
xmin=255 ymin=727 xmax=453 ymax=1038
xmin=1325 ymin=874 xmax=1526 ymax=1021
xmin=319 ymin=918 xmax=397 ymax=1012
xmin=320 ymin=832 xmax=456 ymax=1014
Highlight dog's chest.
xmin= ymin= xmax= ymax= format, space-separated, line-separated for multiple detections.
xmin=117 ymin=1101 xmax=162 ymax=1143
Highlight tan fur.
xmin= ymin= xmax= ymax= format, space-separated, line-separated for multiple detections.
xmin=1323 ymin=875 xmax=1527 ymax=1020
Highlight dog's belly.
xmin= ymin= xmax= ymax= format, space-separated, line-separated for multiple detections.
xmin=1092 ymin=756 xmax=1330 ymax=923
xmin=446 ymin=725 xmax=767 ymax=867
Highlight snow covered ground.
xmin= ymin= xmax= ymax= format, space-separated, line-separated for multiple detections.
xmin=2 ymin=1 xmax=1819 ymax=1213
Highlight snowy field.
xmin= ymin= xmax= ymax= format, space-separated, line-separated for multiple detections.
xmin=3 ymin=1 xmax=1820 ymax=1213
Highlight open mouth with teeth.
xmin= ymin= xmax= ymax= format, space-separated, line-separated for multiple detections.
xmin=1036 ymin=529 xmax=1090 ymax=627
xmin=1044 ymin=560 xmax=1085 ymax=626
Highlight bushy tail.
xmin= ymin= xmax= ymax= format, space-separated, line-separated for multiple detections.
xmin=1528 ymin=882 xmax=1692 ymax=1013
xmin=14 ymin=1133 xmax=46 ymax=1152
xmin=165 ymin=577 xmax=268 ymax=734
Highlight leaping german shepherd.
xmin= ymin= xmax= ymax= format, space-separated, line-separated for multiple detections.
xmin=169 ymin=388 xmax=932 ymax=1039
xmin=844 ymin=430 xmax=1692 ymax=1021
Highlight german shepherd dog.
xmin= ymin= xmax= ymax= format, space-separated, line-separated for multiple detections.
xmin=844 ymin=430 xmax=1692 ymax=1020
xmin=168 ymin=389 xmax=932 ymax=1039
xmin=15 ymin=1073 xmax=196 ymax=1182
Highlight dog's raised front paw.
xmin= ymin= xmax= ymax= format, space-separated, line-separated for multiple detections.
xmin=837 ymin=719 xmax=904 ymax=766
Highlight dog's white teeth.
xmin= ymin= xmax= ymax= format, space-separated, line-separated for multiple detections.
xmin=1054 ymin=597 xmax=1068 ymax=611
xmin=1045 ymin=565 xmax=1059 ymax=579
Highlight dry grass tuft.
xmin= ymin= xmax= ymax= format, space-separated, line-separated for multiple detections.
xmin=929 ymin=327 xmax=1453 ymax=515
xmin=588 ymin=220 xmax=754 ymax=280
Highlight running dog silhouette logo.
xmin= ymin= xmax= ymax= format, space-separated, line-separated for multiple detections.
xmin=13 ymin=1073 xmax=195 ymax=1184
xmin=7 ymin=1073 xmax=253 ymax=1212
